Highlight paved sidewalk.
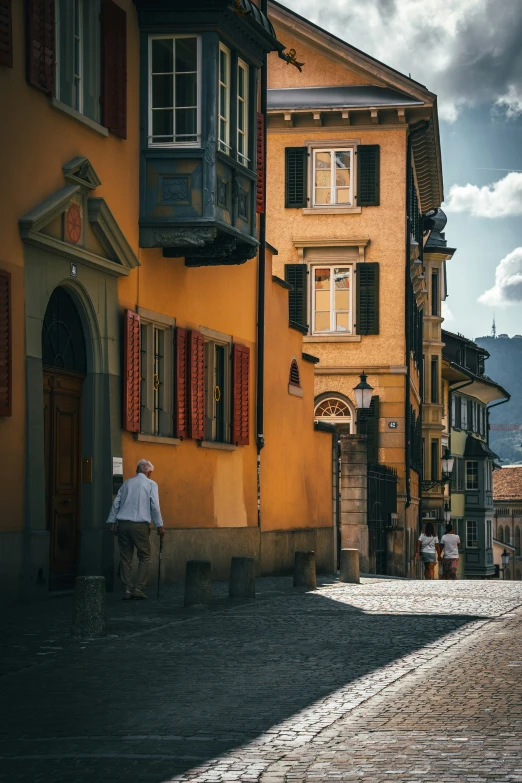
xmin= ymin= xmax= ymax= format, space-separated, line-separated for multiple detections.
xmin=1 ymin=578 xmax=522 ymax=782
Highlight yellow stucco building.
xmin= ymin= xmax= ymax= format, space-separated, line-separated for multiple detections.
xmin=0 ymin=0 xmax=334 ymax=599
xmin=266 ymin=1 xmax=444 ymax=575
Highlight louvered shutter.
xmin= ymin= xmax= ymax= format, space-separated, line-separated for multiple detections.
xmin=232 ymin=343 xmax=250 ymax=446
xmin=284 ymin=264 xmax=308 ymax=334
xmin=256 ymin=112 xmax=265 ymax=214
xmin=101 ymin=0 xmax=127 ymax=139
xmin=357 ymin=145 xmax=380 ymax=206
xmin=357 ymin=395 xmax=379 ymax=464
xmin=188 ymin=330 xmax=205 ymax=440
xmin=356 ymin=262 xmax=379 ymax=335
xmin=0 ymin=270 xmax=11 ymax=417
xmin=123 ymin=310 xmax=140 ymax=432
xmin=0 ymin=1 xmax=13 ymax=67
xmin=27 ymin=0 xmax=54 ymax=94
xmin=285 ymin=147 xmax=308 ymax=208
xmin=174 ymin=327 xmax=189 ymax=439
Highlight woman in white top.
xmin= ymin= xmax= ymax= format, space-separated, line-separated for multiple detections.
xmin=416 ymin=522 xmax=441 ymax=580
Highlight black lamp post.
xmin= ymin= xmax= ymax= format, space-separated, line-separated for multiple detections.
xmin=501 ymin=549 xmax=510 ymax=580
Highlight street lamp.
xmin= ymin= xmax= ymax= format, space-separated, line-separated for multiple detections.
xmin=501 ymin=549 xmax=510 ymax=579
xmin=422 ymin=446 xmax=455 ymax=492
xmin=353 ymin=371 xmax=373 ymax=410
xmin=443 ymin=503 xmax=451 ymax=524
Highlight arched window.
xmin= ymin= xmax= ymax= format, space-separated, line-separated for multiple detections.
xmin=289 ymin=359 xmax=300 ymax=387
xmin=505 ymin=526 xmax=511 ymax=546
xmin=497 ymin=524 xmax=504 ymax=543
xmin=515 ymin=527 xmax=521 ymax=555
xmin=314 ymin=394 xmax=354 ymax=432
xmin=42 ymin=287 xmax=86 ymax=374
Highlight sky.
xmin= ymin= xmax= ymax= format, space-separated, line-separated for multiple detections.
xmin=279 ymin=0 xmax=522 ymax=340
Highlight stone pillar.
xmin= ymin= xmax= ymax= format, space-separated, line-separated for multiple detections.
xmin=71 ymin=576 xmax=107 ymax=639
xmin=293 ymin=551 xmax=316 ymax=589
xmin=229 ymin=557 xmax=255 ymax=599
xmin=184 ymin=560 xmax=212 ymax=607
xmin=338 ymin=428 xmax=369 ymax=574
xmin=339 ymin=548 xmax=360 ymax=583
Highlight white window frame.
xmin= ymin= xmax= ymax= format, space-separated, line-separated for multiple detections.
xmin=312 ymin=147 xmax=354 ymax=208
xmin=237 ymin=58 xmax=249 ymax=167
xmin=203 ymin=335 xmax=231 ymax=443
xmin=311 ymin=264 xmax=353 ymax=336
xmin=139 ymin=315 xmax=174 ymax=438
xmin=218 ymin=43 xmax=231 ymax=155
xmin=465 ymin=460 xmax=479 ymax=491
xmin=467 ymin=520 xmax=478 ymax=549
xmin=148 ymin=34 xmax=202 ymax=148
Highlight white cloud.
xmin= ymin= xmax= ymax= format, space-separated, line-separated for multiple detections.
xmin=444 ymin=172 xmax=522 ymax=217
xmin=281 ymin=0 xmax=522 ymax=121
xmin=479 ymin=247 xmax=522 ymax=306
xmin=441 ymin=302 xmax=454 ymax=321
xmin=495 ymin=85 xmax=522 ymax=119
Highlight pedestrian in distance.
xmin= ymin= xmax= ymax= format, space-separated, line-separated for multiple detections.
xmin=416 ymin=521 xmax=441 ymax=580
xmin=106 ymin=459 xmax=165 ymax=600
xmin=439 ymin=522 xmax=460 ymax=580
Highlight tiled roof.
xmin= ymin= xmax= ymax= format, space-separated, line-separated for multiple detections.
xmin=493 ymin=466 xmax=522 ymax=501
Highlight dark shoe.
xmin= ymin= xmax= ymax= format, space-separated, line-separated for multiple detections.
xmin=132 ymin=589 xmax=148 ymax=600
xmin=122 ymin=591 xmax=132 ymax=600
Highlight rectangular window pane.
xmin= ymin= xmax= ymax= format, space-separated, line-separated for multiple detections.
xmin=314 ymin=312 xmax=330 ymax=332
xmin=152 ymin=75 xmax=173 ymax=108
xmin=152 ymin=38 xmax=173 ymax=72
xmin=336 ymin=312 xmax=349 ymax=332
xmin=237 ymin=61 xmax=248 ymax=166
xmin=152 ymin=110 xmax=173 ymax=140
xmin=315 ymin=188 xmax=331 ymax=205
xmin=176 ymin=108 xmax=197 ymax=139
xmin=175 ymin=73 xmax=197 ymax=107
xmin=175 ymin=38 xmax=197 ymax=72
xmin=315 ymin=152 xmax=331 ymax=169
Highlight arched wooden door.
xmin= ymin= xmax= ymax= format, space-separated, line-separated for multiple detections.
xmin=42 ymin=288 xmax=86 ymax=590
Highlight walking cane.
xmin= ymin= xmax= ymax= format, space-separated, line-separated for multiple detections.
xmin=157 ymin=537 xmax=163 ymax=599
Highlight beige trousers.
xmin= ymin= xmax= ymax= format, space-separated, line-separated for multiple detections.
xmin=117 ymin=521 xmax=151 ymax=592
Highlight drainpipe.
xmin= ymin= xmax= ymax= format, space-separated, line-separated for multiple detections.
xmin=256 ymin=1 xmax=268 ymax=526
xmin=405 ymin=121 xmax=429 ymax=516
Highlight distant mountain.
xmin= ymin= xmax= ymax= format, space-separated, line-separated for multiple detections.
xmin=475 ymin=335 xmax=522 ymax=465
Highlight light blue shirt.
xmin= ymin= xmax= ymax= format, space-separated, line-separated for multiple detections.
xmin=107 ymin=472 xmax=163 ymax=527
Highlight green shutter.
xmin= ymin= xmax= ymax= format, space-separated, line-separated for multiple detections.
xmin=357 ymin=395 xmax=379 ymax=464
xmin=284 ymin=264 xmax=308 ymax=334
xmin=285 ymin=147 xmax=308 ymax=208
xmin=357 ymin=145 xmax=380 ymax=206
xmin=356 ymin=262 xmax=379 ymax=335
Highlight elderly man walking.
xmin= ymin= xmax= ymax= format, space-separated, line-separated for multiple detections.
xmin=107 ymin=459 xmax=165 ymax=599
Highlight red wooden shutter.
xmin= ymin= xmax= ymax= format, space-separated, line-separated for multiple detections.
xmin=123 ymin=310 xmax=140 ymax=432
xmin=174 ymin=327 xmax=189 ymax=439
xmin=0 ymin=1 xmax=13 ymax=68
xmin=256 ymin=112 xmax=265 ymax=214
xmin=101 ymin=0 xmax=127 ymax=139
xmin=0 ymin=270 xmax=11 ymax=417
xmin=27 ymin=0 xmax=54 ymax=94
xmin=188 ymin=330 xmax=205 ymax=440
xmin=232 ymin=344 xmax=250 ymax=446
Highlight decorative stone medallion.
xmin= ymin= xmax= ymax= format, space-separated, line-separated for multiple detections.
xmin=65 ymin=202 xmax=82 ymax=245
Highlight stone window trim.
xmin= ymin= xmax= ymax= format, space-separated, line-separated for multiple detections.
xmin=303 ymin=138 xmax=362 ymax=215
xmin=50 ymin=98 xmax=109 ymax=136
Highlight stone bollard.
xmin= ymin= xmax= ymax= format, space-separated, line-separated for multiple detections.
xmin=293 ymin=550 xmax=316 ymax=589
xmin=71 ymin=576 xmax=107 ymax=639
xmin=339 ymin=548 xmax=360 ymax=584
xmin=229 ymin=557 xmax=255 ymax=599
xmin=184 ymin=560 xmax=212 ymax=607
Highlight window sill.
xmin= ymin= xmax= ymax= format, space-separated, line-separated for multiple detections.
xmin=199 ymin=440 xmax=237 ymax=451
xmin=303 ymin=334 xmax=362 ymax=343
xmin=302 ymin=206 xmax=362 ymax=215
xmin=288 ymin=384 xmax=303 ymax=398
xmin=135 ymin=433 xmax=181 ymax=446
xmin=50 ymin=98 xmax=109 ymax=137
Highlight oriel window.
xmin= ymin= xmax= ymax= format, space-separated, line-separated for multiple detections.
xmin=466 ymin=460 xmax=479 ymax=490
xmin=218 ymin=44 xmax=230 ymax=154
xmin=149 ymin=35 xmax=200 ymax=146
xmin=237 ymin=59 xmax=249 ymax=166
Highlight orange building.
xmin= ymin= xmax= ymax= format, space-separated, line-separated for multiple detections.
xmin=266 ymin=1 xmax=445 ymax=575
xmin=0 ymin=0 xmax=333 ymax=600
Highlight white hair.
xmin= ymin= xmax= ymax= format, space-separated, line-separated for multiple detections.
xmin=136 ymin=459 xmax=154 ymax=474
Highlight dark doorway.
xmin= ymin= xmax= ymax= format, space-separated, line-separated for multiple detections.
xmin=42 ymin=288 xmax=86 ymax=590
xmin=367 ymin=463 xmax=398 ymax=575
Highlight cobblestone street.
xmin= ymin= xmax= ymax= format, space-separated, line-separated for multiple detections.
xmin=2 ymin=577 xmax=522 ymax=782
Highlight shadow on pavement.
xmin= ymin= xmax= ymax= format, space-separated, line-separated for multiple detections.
xmin=0 ymin=583 xmax=484 ymax=783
